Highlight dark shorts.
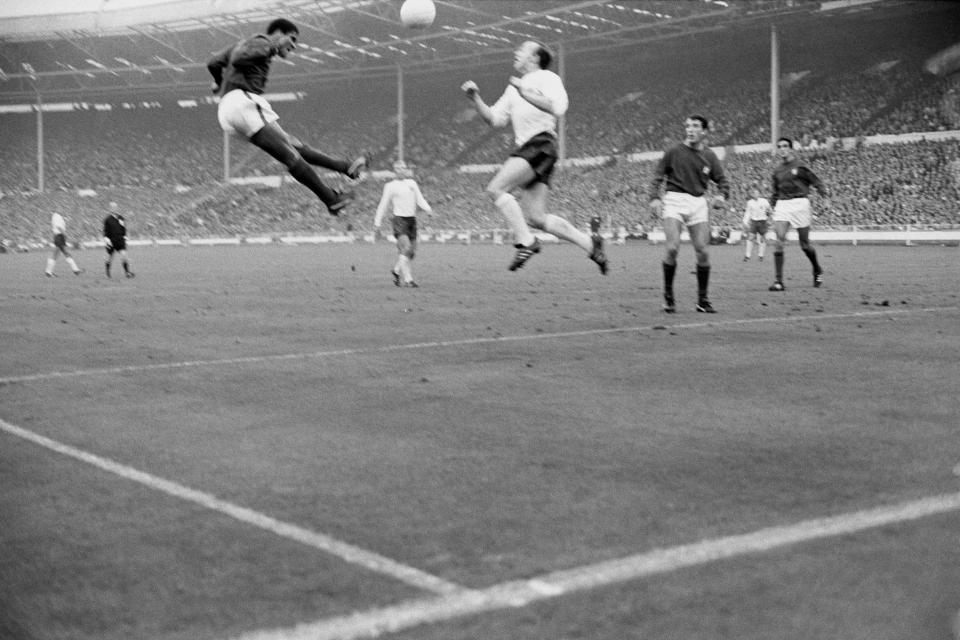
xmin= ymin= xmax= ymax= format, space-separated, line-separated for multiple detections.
xmin=106 ymin=239 xmax=127 ymax=253
xmin=392 ymin=215 xmax=418 ymax=242
xmin=510 ymin=132 xmax=558 ymax=187
xmin=748 ymin=219 xmax=768 ymax=235
xmin=53 ymin=233 xmax=67 ymax=250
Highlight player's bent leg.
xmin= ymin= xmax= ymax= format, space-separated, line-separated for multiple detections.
xmin=251 ymin=124 xmax=349 ymax=213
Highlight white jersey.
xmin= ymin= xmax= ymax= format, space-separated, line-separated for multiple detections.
xmin=374 ymin=178 xmax=431 ymax=227
xmin=488 ymin=69 xmax=568 ymax=146
xmin=51 ymin=213 xmax=66 ymax=235
xmin=742 ymin=197 xmax=772 ymax=224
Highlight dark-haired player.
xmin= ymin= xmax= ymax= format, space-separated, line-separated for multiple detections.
xmin=649 ymin=114 xmax=730 ymax=313
xmin=768 ymin=137 xmax=829 ymax=291
xmin=207 ymin=18 xmax=367 ymax=215
xmin=460 ymin=40 xmax=607 ymax=274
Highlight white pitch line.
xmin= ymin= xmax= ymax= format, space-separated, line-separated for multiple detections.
xmin=0 ymin=418 xmax=466 ymax=597
xmin=234 ymin=491 xmax=960 ymax=640
xmin=0 ymin=306 xmax=951 ymax=386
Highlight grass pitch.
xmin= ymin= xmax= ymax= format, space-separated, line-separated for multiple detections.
xmin=1 ymin=242 xmax=959 ymax=640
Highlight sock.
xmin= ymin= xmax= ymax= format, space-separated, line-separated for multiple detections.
xmin=66 ymin=257 xmax=80 ymax=272
xmin=105 ymin=261 xmax=111 ymax=277
xmin=745 ymin=241 xmax=752 ymax=258
xmin=589 ymin=215 xmax=601 ymax=234
xmin=288 ymin=157 xmax=340 ymax=207
xmin=45 ymin=257 xmax=55 ymax=274
xmin=774 ymin=251 xmax=784 ymax=282
xmin=123 ymin=260 xmax=131 ymax=274
xmin=294 ymin=144 xmax=349 ymax=173
xmin=542 ymin=214 xmax=591 ymax=252
xmin=398 ymin=255 xmax=412 ymax=283
xmin=662 ymin=261 xmax=677 ymax=299
xmin=803 ymin=246 xmax=821 ymax=274
xmin=494 ymin=193 xmax=535 ymax=247
xmin=757 ymin=240 xmax=765 ymax=259
xmin=696 ymin=264 xmax=710 ymax=300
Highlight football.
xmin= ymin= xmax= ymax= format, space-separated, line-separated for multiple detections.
xmin=400 ymin=0 xmax=436 ymax=29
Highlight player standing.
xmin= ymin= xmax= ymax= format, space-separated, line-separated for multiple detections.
xmin=768 ymin=137 xmax=829 ymax=291
xmin=103 ymin=202 xmax=134 ymax=279
xmin=742 ymin=186 xmax=772 ymax=262
xmin=648 ymin=115 xmax=730 ymax=313
xmin=460 ymin=40 xmax=607 ymax=274
xmin=373 ymin=161 xmax=432 ymax=287
xmin=207 ymin=18 xmax=367 ymax=215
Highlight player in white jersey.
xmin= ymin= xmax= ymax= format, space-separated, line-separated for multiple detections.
xmin=460 ymin=40 xmax=607 ymax=274
xmin=374 ymin=161 xmax=432 ymax=287
xmin=741 ymin=187 xmax=771 ymax=261
xmin=45 ymin=211 xmax=83 ymax=277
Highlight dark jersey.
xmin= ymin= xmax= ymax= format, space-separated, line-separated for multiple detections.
xmin=649 ymin=143 xmax=730 ymax=201
xmin=103 ymin=214 xmax=127 ymax=243
xmin=207 ymin=34 xmax=276 ymax=96
xmin=770 ymin=159 xmax=827 ymax=207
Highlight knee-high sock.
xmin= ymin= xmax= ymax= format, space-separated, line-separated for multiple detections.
xmin=288 ymin=157 xmax=339 ymax=207
xmin=774 ymin=251 xmax=784 ymax=282
xmin=494 ymin=193 xmax=535 ymax=246
xmin=662 ymin=261 xmax=677 ymax=297
xmin=398 ymin=255 xmax=414 ymax=282
xmin=542 ymin=214 xmax=591 ymax=252
xmin=45 ymin=257 xmax=55 ymax=274
xmin=696 ymin=264 xmax=710 ymax=299
xmin=803 ymin=246 xmax=821 ymax=273
xmin=294 ymin=144 xmax=349 ymax=174
xmin=757 ymin=238 xmax=765 ymax=258
xmin=66 ymin=257 xmax=80 ymax=272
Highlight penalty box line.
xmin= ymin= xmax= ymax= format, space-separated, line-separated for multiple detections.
xmin=234 ymin=490 xmax=960 ymax=640
xmin=0 ymin=418 xmax=465 ymax=597
xmin=0 ymin=306 xmax=952 ymax=386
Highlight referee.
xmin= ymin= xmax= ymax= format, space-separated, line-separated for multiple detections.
xmin=103 ymin=202 xmax=134 ymax=279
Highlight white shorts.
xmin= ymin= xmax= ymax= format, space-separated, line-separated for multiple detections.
xmin=662 ymin=191 xmax=709 ymax=227
xmin=772 ymin=197 xmax=812 ymax=229
xmin=217 ymin=89 xmax=279 ymax=138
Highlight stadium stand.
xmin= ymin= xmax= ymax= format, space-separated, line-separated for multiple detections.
xmin=1 ymin=1 xmax=958 ymax=249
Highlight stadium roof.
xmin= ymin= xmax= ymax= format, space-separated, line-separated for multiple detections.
xmin=0 ymin=0 xmax=917 ymax=101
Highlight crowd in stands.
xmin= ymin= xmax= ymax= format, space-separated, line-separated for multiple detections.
xmin=3 ymin=135 xmax=957 ymax=249
xmin=2 ymin=10 xmax=959 ymax=248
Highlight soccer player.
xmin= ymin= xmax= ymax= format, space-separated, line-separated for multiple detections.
xmin=207 ymin=18 xmax=366 ymax=215
xmin=460 ymin=40 xmax=607 ymax=274
xmin=742 ymin=186 xmax=772 ymax=261
xmin=45 ymin=211 xmax=83 ymax=277
xmin=103 ymin=202 xmax=134 ymax=279
xmin=648 ymin=114 xmax=730 ymax=313
xmin=768 ymin=137 xmax=829 ymax=291
xmin=373 ymin=161 xmax=432 ymax=287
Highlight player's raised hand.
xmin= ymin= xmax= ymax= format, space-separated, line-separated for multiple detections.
xmin=460 ymin=80 xmax=478 ymax=97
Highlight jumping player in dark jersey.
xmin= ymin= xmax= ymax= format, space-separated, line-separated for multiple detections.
xmin=207 ymin=18 xmax=367 ymax=215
